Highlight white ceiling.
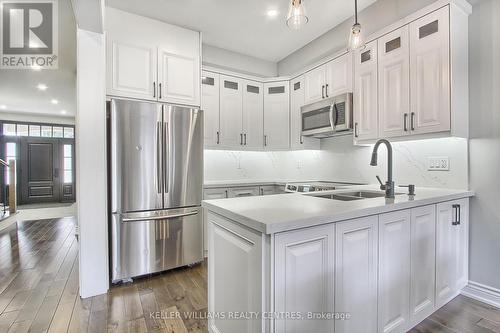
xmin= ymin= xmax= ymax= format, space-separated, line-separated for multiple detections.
xmin=106 ymin=0 xmax=377 ymax=62
xmin=0 ymin=0 xmax=76 ymax=118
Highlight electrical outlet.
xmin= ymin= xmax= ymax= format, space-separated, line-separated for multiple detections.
xmin=427 ymin=157 xmax=450 ymax=171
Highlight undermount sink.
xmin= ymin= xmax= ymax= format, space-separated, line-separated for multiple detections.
xmin=313 ymin=190 xmax=403 ymax=201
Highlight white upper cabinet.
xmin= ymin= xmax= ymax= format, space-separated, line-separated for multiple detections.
xmin=219 ymin=75 xmax=243 ymax=149
xmin=106 ymin=8 xmax=201 ymax=106
xmin=264 ymin=82 xmax=290 ymax=150
xmin=275 ymin=224 xmax=335 ymax=333
xmin=242 ymin=80 xmax=264 ymax=149
xmin=378 ymin=209 xmax=411 ymax=333
xmin=378 ymin=26 xmax=410 ymax=139
xmin=304 ymin=53 xmax=353 ymax=104
xmin=354 ymin=41 xmax=379 ymax=141
xmin=409 ymin=7 xmax=450 ymax=135
xmin=201 ymin=71 xmax=220 ymax=147
xmin=325 ymin=53 xmax=352 ymax=97
xmin=290 ymin=77 xmax=320 ymax=150
xmin=304 ymin=66 xmax=326 ymax=104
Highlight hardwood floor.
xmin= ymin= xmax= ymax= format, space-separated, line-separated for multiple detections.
xmin=0 ymin=217 xmax=498 ymax=333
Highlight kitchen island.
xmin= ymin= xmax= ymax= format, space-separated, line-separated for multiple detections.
xmin=202 ymin=185 xmax=474 ymax=333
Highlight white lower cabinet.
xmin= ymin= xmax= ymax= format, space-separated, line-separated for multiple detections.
xmin=227 ymin=186 xmax=260 ymax=198
xmin=436 ymin=199 xmax=469 ymax=308
xmin=274 ymin=224 xmax=335 ymax=333
xmin=207 ymin=212 xmax=263 ymax=333
xmin=335 ymin=216 xmax=378 ymax=333
xmin=378 ymin=210 xmax=411 ymax=333
xmin=409 ymin=205 xmax=436 ymax=326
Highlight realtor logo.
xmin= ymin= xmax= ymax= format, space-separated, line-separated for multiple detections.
xmin=0 ymin=0 xmax=58 ymax=69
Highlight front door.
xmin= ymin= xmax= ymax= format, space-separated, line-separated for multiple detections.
xmin=19 ymin=138 xmax=61 ymax=204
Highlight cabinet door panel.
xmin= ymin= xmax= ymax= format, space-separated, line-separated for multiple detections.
xmin=410 ymin=205 xmax=436 ymax=325
xmin=242 ymin=80 xmax=264 ymax=149
xmin=264 ymin=82 xmax=290 ymax=150
xmin=107 ymin=40 xmax=157 ymax=101
xmin=410 ymin=7 xmax=450 ymax=135
xmin=202 ymin=72 xmax=220 ymax=147
xmin=335 ymin=216 xmax=378 ymax=333
xmin=304 ymin=66 xmax=326 ymax=104
xmin=290 ymin=77 xmax=320 ymax=150
xmin=436 ymin=199 xmax=469 ymax=308
xmin=275 ymin=224 xmax=335 ymax=333
xmin=326 ymin=53 xmax=353 ymax=97
xmin=219 ymin=75 xmax=243 ymax=148
xmin=378 ymin=27 xmax=410 ymax=138
xmin=379 ymin=210 xmax=411 ymax=333
xmin=158 ymin=50 xmax=200 ymax=106
xmin=354 ymin=41 xmax=379 ymax=141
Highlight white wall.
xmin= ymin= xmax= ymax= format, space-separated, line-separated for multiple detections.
xmin=278 ymin=0 xmax=436 ymax=75
xmin=468 ymin=0 xmax=500 ymax=290
xmin=203 ymin=44 xmax=278 ymax=77
xmin=76 ymin=28 xmax=108 ymax=298
xmin=205 ymin=136 xmax=468 ymax=190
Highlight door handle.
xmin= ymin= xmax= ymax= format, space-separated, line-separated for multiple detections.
xmin=163 ymin=121 xmax=169 ymax=193
xmin=354 ymin=122 xmax=359 ymax=138
xmin=325 ymin=84 xmax=329 ymax=98
xmin=264 ymin=135 xmax=268 ymax=147
xmin=156 ymin=121 xmax=162 ymax=194
xmin=322 ymin=85 xmax=325 ymax=99
xmin=452 ymin=204 xmax=461 ymax=225
xmin=240 ymin=133 xmax=243 ymax=145
xmin=244 ymin=134 xmax=247 ymax=145
xmin=159 ymin=83 xmax=162 ymax=99
xmin=216 ymin=131 xmax=220 ymax=145
xmin=410 ymin=112 xmax=415 ymax=131
xmin=404 ymin=113 xmax=408 ymax=132
xmin=153 ymin=82 xmax=156 ymax=98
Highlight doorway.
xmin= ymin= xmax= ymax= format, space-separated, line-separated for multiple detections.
xmin=0 ymin=121 xmax=76 ymax=206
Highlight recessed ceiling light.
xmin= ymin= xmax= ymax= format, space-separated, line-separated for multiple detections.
xmin=0 ymin=105 xmax=6 ymax=110
xmin=37 ymin=84 xmax=48 ymax=91
xmin=60 ymin=110 xmax=67 ymax=115
xmin=267 ymin=9 xmax=279 ymax=18
xmin=51 ymin=99 xmax=59 ymax=105
xmin=31 ymin=65 xmax=42 ymax=71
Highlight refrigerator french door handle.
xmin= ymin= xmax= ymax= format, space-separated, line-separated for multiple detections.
xmin=163 ymin=120 xmax=169 ymax=193
xmin=156 ymin=121 xmax=162 ymax=194
xmin=122 ymin=210 xmax=198 ymax=222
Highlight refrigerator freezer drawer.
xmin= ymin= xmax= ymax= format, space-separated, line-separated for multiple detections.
xmin=111 ymin=207 xmax=203 ymax=282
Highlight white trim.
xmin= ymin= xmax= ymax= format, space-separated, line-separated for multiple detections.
xmin=461 ymin=281 xmax=500 ymax=308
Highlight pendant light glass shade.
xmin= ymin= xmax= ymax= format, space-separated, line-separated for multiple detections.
xmin=348 ymin=0 xmax=365 ymax=50
xmin=348 ymin=23 xmax=365 ymax=50
xmin=286 ymin=0 xmax=308 ymax=30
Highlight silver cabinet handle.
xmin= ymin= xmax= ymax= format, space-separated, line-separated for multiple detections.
xmin=122 ymin=210 xmax=198 ymax=223
xmin=410 ymin=112 xmax=415 ymax=131
xmin=163 ymin=121 xmax=169 ymax=193
xmin=225 ymin=190 xmax=228 ymax=198
xmin=159 ymin=83 xmax=162 ymax=99
xmin=300 ymin=135 xmax=303 ymax=145
xmin=153 ymin=82 xmax=156 ymax=98
xmin=156 ymin=121 xmax=162 ymax=193
xmin=244 ymin=134 xmax=247 ymax=145
xmin=216 ymin=131 xmax=220 ymax=144
xmin=354 ymin=122 xmax=359 ymax=138
xmin=404 ymin=113 xmax=408 ymax=132
xmin=452 ymin=204 xmax=461 ymax=225
xmin=322 ymin=85 xmax=325 ymax=99
xmin=325 ymin=84 xmax=329 ymax=98
xmin=240 ymin=133 xmax=243 ymax=145
xmin=264 ymin=135 xmax=268 ymax=147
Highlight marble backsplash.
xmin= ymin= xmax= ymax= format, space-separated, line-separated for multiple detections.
xmin=204 ymin=136 xmax=469 ymax=189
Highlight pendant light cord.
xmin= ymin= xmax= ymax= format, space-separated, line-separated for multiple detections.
xmin=354 ymin=0 xmax=358 ymax=24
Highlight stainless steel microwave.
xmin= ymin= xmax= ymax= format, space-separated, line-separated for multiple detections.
xmin=301 ymin=93 xmax=353 ymax=138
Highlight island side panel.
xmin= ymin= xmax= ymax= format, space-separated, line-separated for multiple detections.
xmin=207 ymin=210 xmax=270 ymax=333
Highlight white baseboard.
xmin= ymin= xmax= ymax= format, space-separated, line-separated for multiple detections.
xmin=461 ymin=281 xmax=500 ymax=308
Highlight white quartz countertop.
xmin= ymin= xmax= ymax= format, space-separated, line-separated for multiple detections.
xmin=202 ymin=185 xmax=474 ymax=234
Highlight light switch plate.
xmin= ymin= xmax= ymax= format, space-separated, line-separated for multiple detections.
xmin=427 ymin=157 xmax=450 ymax=171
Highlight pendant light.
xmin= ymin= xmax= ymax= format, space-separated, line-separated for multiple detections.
xmin=348 ymin=0 xmax=365 ymax=50
xmin=286 ymin=0 xmax=308 ymax=30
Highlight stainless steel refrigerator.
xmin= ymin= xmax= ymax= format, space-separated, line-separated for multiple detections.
xmin=109 ymin=98 xmax=203 ymax=283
